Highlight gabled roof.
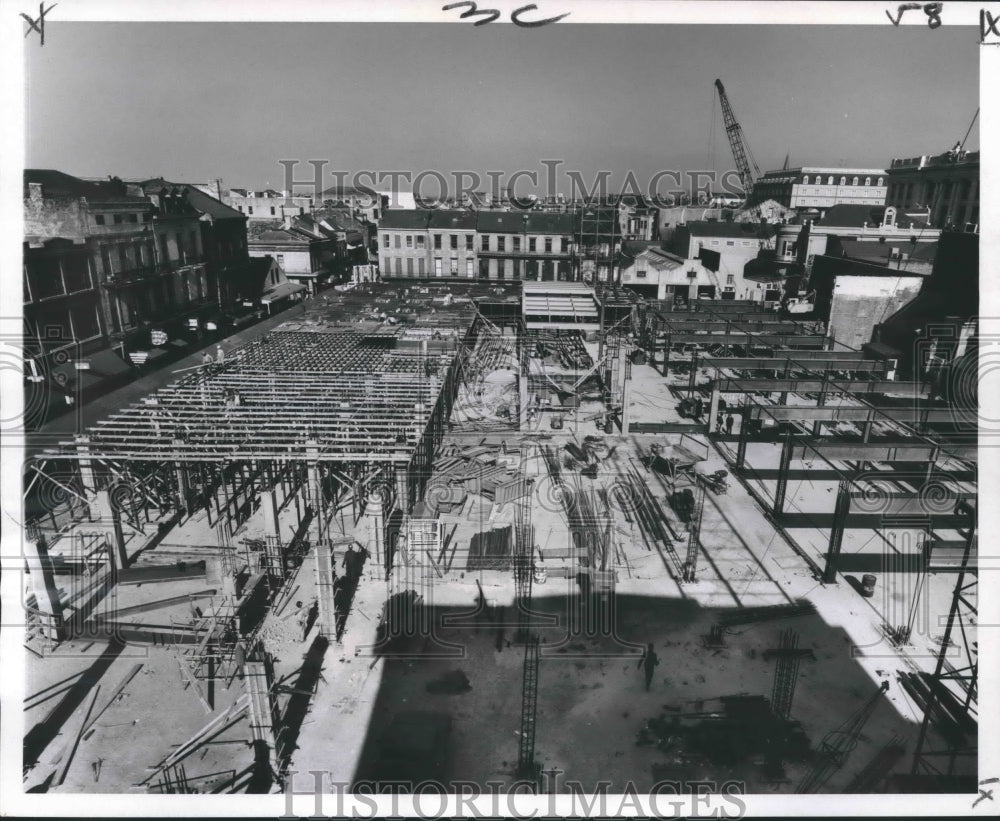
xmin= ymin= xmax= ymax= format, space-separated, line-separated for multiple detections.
xmin=24 ymin=170 xmax=148 ymax=205
xmin=141 ymin=179 xmax=246 ymax=221
xmin=250 ymin=227 xmax=313 ymax=245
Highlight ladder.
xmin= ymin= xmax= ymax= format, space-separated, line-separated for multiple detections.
xmin=516 ymin=635 xmax=541 ymax=782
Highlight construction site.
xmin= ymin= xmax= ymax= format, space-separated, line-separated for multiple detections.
xmin=17 ymin=268 xmax=978 ymax=798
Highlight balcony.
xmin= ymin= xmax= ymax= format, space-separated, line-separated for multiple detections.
xmin=102 ymin=257 xmax=206 ymax=288
xmin=478 ymin=247 xmax=572 ymax=259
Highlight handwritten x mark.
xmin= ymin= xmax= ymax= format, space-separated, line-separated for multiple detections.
xmin=21 ymin=3 xmax=57 ymax=46
xmin=973 ymin=778 xmax=998 ymax=808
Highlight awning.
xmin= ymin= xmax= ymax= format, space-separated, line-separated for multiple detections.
xmin=262 ymin=281 xmax=308 ymax=304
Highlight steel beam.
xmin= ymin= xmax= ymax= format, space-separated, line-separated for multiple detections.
xmin=664 ymin=332 xmax=827 ymax=347
xmin=788 ymin=442 xmax=977 ymax=463
xmin=717 ymin=378 xmax=930 ymax=398
xmin=753 ymin=404 xmax=966 ymax=425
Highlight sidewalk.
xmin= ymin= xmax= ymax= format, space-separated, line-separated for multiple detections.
xmin=26 ymin=298 xmax=312 ymax=457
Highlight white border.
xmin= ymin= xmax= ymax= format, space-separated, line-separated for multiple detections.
xmin=1 ymin=1 xmax=994 ymax=817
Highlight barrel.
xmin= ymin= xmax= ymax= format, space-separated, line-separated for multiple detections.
xmin=861 ymin=574 xmax=877 ymax=597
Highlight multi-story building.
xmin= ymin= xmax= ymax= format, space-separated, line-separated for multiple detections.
xmin=752 ymin=167 xmax=888 ymax=213
xmin=667 ymin=221 xmax=778 ymax=301
xmin=378 ymin=210 xmax=478 ymax=280
xmin=24 ymin=171 xmax=213 ymax=359
xmin=225 ymin=188 xmax=315 ymax=221
xmin=772 ymin=204 xmax=941 ymax=274
xmin=619 ymin=243 xmax=717 ymax=302
xmin=885 ymin=147 xmax=979 ymax=230
xmin=320 ymin=184 xmax=381 ymax=223
xmin=247 ymin=214 xmax=340 ymax=296
xmin=140 ymin=180 xmax=255 ymax=315
xmin=477 ymin=211 xmax=576 ymax=281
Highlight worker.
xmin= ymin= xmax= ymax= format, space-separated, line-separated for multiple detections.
xmin=202 ymin=352 xmax=213 ymax=367
xmin=638 ymin=643 xmax=660 ymax=691
xmin=725 ymin=412 xmax=735 ymax=435
xmin=716 ymin=410 xmax=724 ymax=432
xmin=215 ymin=345 xmax=225 ymax=364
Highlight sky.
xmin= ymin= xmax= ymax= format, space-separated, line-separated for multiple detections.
xmin=25 ymin=22 xmax=979 ymax=198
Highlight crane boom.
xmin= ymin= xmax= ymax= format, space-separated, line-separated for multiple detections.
xmin=714 ymin=79 xmax=761 ymax=207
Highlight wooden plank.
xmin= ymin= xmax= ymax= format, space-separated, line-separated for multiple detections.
xmin=82 ymin=663 xmax=144 ymax=735
xmin=54 ymin=684 xmax=101 ymax=786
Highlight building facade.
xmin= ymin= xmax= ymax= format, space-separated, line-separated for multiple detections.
xmin=225 ymin=188 xmax=315 ymax=221
xmin=24 ymin=172 xmax=213 ymax=361
xmin=477 ymin=211 xmax=575 ymax=281
xmin=619 ymin=244 xmax=717 ymax=302
xmin=668 ymin=221 xmax=777 ymax=301
xmin=752 ymin=167 xmax=887 ymax=212
xmin=885 ymin=148 xmax=979 ymax=230
xmin=248 ymin=215 xmax=342 ymax=296
xmin=378 ymin=210 xmax=478 ymax=280
xmin=772 ymin=204 xmax=941 ymax=274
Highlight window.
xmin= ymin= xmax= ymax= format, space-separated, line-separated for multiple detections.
xmin=865 ymin=176 xmax=871 ymax=186
xmin=839 ymin=176 xmax=846 ymax=185
xmin=450 ymin=257 xmax=458 ymax=274
xmin=113 ymin=214 xmax=123 ymax=225
xmin=852 ymin=177 xmax=859 ymax=186
xmin=513 ymin=236 xmax=521 ymax=252
xmin=482 ymin=235 xmax=491 ymax=252
xmin=299 ymin=207 xmax=305 ymax=215
xmin=498 ymin=237 xmax=506 ymax=252
xmin=248 ymin=206 xmax=254 ymax=215
xmin=877 ymin=177 xmax=884 ymax=186
xmin=95 ymin=214 xmax=106 ymax=226
xmin=466 ymin=259 xmax=474 ymax=277
xmin=802 ymin=176 xmax=810 ymax=185
xmin=544 ymin=238 xmax=552 ymax=253
xmin=827 ymin=176 xmax=834 ymax=185
xmin=434 ymin=258 xmax=443 ymax=276
xmin=726 ymin=274 xmax=735 ymax=285
xmin=406 ymin=235 xmax=413 ymax=248
xmin=383 ymin=233 xmax=390 ymax=248
xmin=636 ymin=269 xmax=647 ymax=279
xmin=394 ymin=235 xmax=401 ymax=249
xmin=270 ymin=206 xmax=276 ymax=215
xmin=417 ymin=235 xmax=426 ymax=249
xmin=529 ymin=237 xmax=537 ymax=252
xmin=450 ymin=235 xmax=458 ymax=250
xmin=276 ymin=254 xmax=284 ymax=267
xmin=28 ymin=256 xmax=64 ymax=300
xmin=238 ymin=205 xmax=243 ymax=212
xmin=726 ymin=240 xmax=735 ymax=246
xmin=395 ymin=258 xmax=402 ymax=275
xmin=433 ymin=234 xmax=442 ymax=250
xmin=418 ymin=258 xmax=426 ymax=275
xmin=466 ymin=235 xmax=473 ymax=251
xmin=407 ymin=258 xmax=414 ymax=276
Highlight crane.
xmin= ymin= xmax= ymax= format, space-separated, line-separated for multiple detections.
xmin=714 ymin=78 xmax=762 ymax=220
